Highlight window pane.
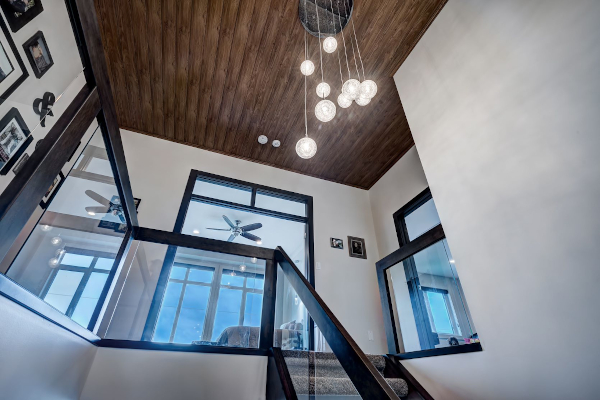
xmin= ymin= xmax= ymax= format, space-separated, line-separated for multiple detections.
xmin=94 ymin=258 xmax=115 ymax=270
xmin=221 ymin=272 xmax=244 ymax=287
xmin=170 ymin=266 xmax=187 ymax=280
xmin=188 ymin=269 xmax=213 ymax=283
xmin=173 ymin=308 xmax=206 ymax=344
xmin=405 ymin=198 xmax=441 ymax=241
xmin=244 ymin=292 xmax=263 ymax=327
xmin=162 ymin=282 xmax=183 ymax=308
xmin=44 ymin=270 xmax=84 ymax=313
xmin=212 ymin=288 xmax=242 ymax=340
xmin=180 ymin=285 xmax=210 ymax=309
xmin=192 ymin=178 xmax=252 ymax=205
xmin=60 ymin=253 xmax=94 ymax=268
xmin=70 ymin=273 xmax=109 ymax=328
xmin=426 ymin=291 xmax=453 ymax=334
xmin=254 ymin=191 xmax=306 ymax=216
xmin=246 ymin=277 xmax=264 ymax=290
xmin=154 ymin=307 xmax=177 ymax=343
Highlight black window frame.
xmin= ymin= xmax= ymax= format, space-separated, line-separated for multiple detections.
xmin=376 ymin=187 xmax=482 ymax=359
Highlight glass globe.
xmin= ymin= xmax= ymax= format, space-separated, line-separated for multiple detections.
xmin=316 ymin=82 xmax=330 ymax=98
xmin=342 ymin=79 xmax=361 ymax=100
xmin=360 ymin=80 xmax=377 ymax=99
xmin=315 ymin=99 xmax=336 ymax=122
xmin=355 ymin=95 xmax=371 ymax=106
xmin=296 ymin=137 xmax=317 ymax=159
xmin=48 ymin=258 xmax=60 ymax=268
xmin=337 ymin=92 xmax=352 ymax=108
xmin=50 ymin=236 xmax=62 ymax=246
xmin=323 ymin=37 xmax=337 ymax=53
xmin=300 ymin=60 xmax=315 ymax=76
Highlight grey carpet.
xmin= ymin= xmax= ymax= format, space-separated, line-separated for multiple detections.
xmin=281 ymin=350 xmax=409 ymax=398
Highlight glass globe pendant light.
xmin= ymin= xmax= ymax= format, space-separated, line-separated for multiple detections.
xmin=337 ymin=92 xmax=352 ymax=108
xmin=355 ymin=95 xmax=371 ymax=106
xmin=315 ymin=99 xmax=336 ymax=122
xmin=296 ymin=136 xmax=317 ymax=159
xmin=360 ymin=80 xmax=377 ymax=99
xmin=300 ymin=60 xmax=315 ymax=76
xmin=323 ymin=36 xmax=337 ymax=53
xmin=342 ymin=79 xmax=361 ymax=100
xmin=316 ymin=82 xmax=330 ymax=98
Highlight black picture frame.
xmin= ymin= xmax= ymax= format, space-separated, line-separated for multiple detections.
xmin=22 ymin=30 xmax=53 ymax=78
xmin=330 ymin=237 xmax=343 ymax=249
xmin=0 ymin=12 xmax=28 ymax=104
xmin=348 ymin=236 xmax=367 ymax=259
xmin=0 ymin=107 xmax=31 ymax=175
xmin=0 ymin=0 xmax=44 ymax=32
xmin=39 ymin=171 xmax=64 ymax=209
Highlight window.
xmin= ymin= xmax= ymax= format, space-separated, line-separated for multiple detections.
xmin=377 ymin=188 xmax=480 ymax=356
xmin=152 ymin=261 xmax=265 ymax=345
xmin=40 ymin=248 xmax=116 ymax=329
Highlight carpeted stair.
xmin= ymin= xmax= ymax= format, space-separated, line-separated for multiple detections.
xmin=281 ymin=350 xmax=409 ymax=399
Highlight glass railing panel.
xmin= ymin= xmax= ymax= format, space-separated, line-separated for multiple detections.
xmin=101 ymin=242 xmax=267 ymax=349
xmin=386 ymin=238 xmax=478 ymax=352
xmin=4 ymin=124 xmax=128 ymax=330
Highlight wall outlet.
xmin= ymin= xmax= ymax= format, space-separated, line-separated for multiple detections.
xmin=368 ymin=330 xmax=374 ymax=341
xmin=316 ymin=262 xmax=322 ymax=270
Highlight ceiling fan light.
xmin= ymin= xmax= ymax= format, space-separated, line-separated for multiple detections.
xmin=296 ymin=137 xmax=317 ymax=159
xmin=360 ymin=80 xmax=377 ymax=99
xmin=323 ymin=36 xmax=337 ymax=53
xmin=342 ymin=79 xmax=361 ymax=100
xmin=300 ymin=60 xmax=315 ymax=76
xmin=315 ymin=99 xmax=336 ymax=122
xmin=337 ymin=92 xmax=352 ymax=108
xmin=355 ymin=95 xmax=371 ymax=106
xmin=316 ymin=82 xmax=330 ymax=98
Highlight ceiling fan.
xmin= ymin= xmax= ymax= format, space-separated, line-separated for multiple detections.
xmin=207 ymin=215 xmax=263 ymax=244
xmin=84 ymin=190 xmax=125 ymax=222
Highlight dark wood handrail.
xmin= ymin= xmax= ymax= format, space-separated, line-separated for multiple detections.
xmin=275 ymin=247 xmax=400 ymax=400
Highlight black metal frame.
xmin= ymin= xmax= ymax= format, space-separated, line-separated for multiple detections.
xmin=377 ymin=188 xmax=482 ymax=359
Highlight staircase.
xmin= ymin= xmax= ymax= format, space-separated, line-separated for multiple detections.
xmin=282 ymin=350 xmax=410 ymax=399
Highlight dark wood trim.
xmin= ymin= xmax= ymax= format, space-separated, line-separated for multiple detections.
xmin=0 ymin=86 xmax=99 ymax=264
xmin=391 ymin=342 xmax=483 ymax=360
xmin=72 ymin=0 xmax=139 ymax=229
xmin=0 ymin=273 xmax=100 ymax=343
xmin=133 ymin=227 xmax=275 ymax=260
xmin=259 ymin=259 xmax=277 ymax=350
xmin=392 ymin=187 xmax=433 ymax=247
xmin=275 ymin=247 xmax=399 ymax=399
xmin=386 ymin=355 xmax=435 ymax=400
xmin=268 ymin=347 xmax=298 ymax=400
xmin=377 ymin=224 xmax=446 ymax=272
xmin=172 ymin=170 xmax=199 ymax=232
xmin=97 ymin=339 xmax=269 ymax=356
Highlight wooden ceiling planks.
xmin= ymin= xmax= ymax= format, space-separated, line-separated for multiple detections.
xmin=95 ymin=0 xmax=447 ymax=189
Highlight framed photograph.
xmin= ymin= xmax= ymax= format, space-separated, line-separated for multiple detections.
xmin=0 ymin=107 xmax=31 ymax=175
xmin=39 ymin=171 xmax=64 ymax=209
xmin=330 ymin=237 xmax=343 ymax=249
xmin=23 ymin=30 xmax=53 ymax=78
xmin=0 ymin=14 xmax=28 ymax=104
xmin=348 ymin=236 xmax=367 ymax=259
xmin=1 ymin=0 xmax=44 ymax=32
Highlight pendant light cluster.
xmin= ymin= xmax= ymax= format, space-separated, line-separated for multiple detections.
xmin=296 ymin=0 xmax=377 ymax=159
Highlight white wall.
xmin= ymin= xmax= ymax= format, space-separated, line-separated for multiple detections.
xmin=394 ymin=1 xmax=600 ymax=399
xmin=81 ymin=348 xmax=266 ymax=400
xmin=0 ymin=296 xmax=96 ymax=400
xmin=121 ymin=130 xmax=387 ymax=354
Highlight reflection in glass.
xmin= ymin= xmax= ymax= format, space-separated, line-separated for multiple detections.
xmin=387 ymin=239 xmax=477 ymax=352
xmin=404 ymin=198 xmax=441 ymax=241
xmin=192 ymin=178 xmax=252 ymax=205
xmin=255 ymin=191 xmax=306 ymax=216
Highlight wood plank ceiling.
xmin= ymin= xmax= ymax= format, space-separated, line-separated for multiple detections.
xmin=95 ymin=0 xmax=446 ymax=189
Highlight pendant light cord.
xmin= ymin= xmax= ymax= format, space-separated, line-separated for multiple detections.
xmin=330 ymin=0 xmax=344 ymax=87
xmin=336 ymin=0 xmax=351 ymax=80
xmin=343 ymin=0 xmax=361 ymax=81
xmin=314 ymin=0 xmax=325 ymax=88
xmin=347 ymin=0 xmax=366 ymax=80
xmin=304 ymin=3 xmax=308 ymax=137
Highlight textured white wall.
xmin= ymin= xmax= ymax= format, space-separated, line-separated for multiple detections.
xmin=121 ymin=130 xmax=387 ymax=354
xmin=394 ymin=0 xmax=600 ymax=399
xmin=81 ymin=348 xmax=267 ymax=400
xmin=0 ymin=296 xmax=96 ymax=400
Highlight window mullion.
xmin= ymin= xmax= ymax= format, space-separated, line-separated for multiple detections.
xmin=203 ymin=266 xmax=222 ymax=341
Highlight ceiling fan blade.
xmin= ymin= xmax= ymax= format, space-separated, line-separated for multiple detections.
xmin=222 ymin=215 xmax=236 ymax=229
xmin=85 ymin=206 xmax=109 ymax=214
xmin=240 ymin=223 xmax=262 ymax=232
xmin=241 ymin=232 xmax=261 ymax=243
xmin=227 ymin=234 xmax=236 ymax=242
xmin=85 ymin=190 xmax=111 ymax=207
xmin=206 ymin=228 xmax=232 ymax=231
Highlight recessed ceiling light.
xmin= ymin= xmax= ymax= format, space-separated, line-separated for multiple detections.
xmin=449 ymin=259 xmax=455 ymax=264
xmin=258 ymin=135 xmax=268 ymax=145
xmin=48 ymin=258 xmax=60 ymax=268
xmin=87 ymin=211 xmax=96 ymax=216
xmin=40 ymin=224 xmax=52 ymax=232
xmin=272 ymin=140 xmax=281 ymax=148
xmin=192 ymin=229 xmax=200 ymax=234
xmin=256 ymin=240 xmax=262 ymax=245
xmin=239 ymin=265 xmax=247 ymax=272
xmin=251 ymin=257 xmax=257 ymax=264
xmin=50 ymin=237 xmax=62 ymax=246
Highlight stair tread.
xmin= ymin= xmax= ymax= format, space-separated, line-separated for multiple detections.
xmin=288 ymin=375 xmax=409 ymax=397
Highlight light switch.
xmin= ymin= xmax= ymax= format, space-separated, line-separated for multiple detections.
xmin=316 ymin=262 xmax=322 ymax=270
xmin=368 ymin=330 xmax=374 ymax=341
